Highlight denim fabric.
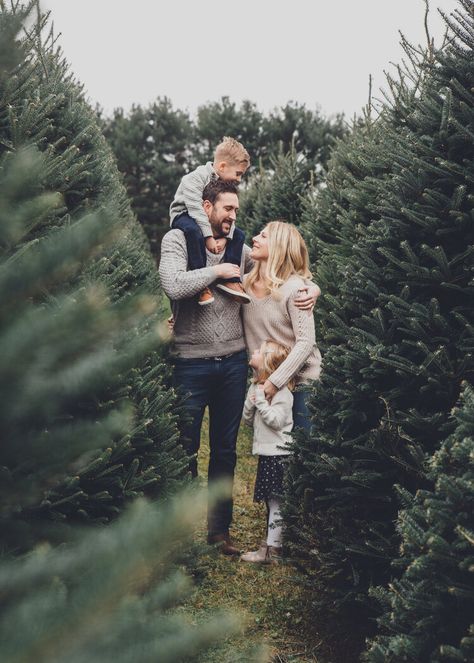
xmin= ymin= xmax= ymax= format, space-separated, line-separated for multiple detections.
xmin=171 ymin=213 xmax=206 ymax=270
xmin=222 ymin=226 xmax=245 ymax=283
xmin=172 ymin=350 xmax=248 ymax=535
xmin=293 ymin=388 xmax=311 ymax=432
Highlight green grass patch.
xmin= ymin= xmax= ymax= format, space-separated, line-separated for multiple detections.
xmin=177 ymin=412 xmax=337 ymax=663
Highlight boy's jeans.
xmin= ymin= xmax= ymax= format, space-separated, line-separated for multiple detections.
xmin=172 ymin=350 xmax=248 ymax=536
xmin=171 ymin=213 xmax=245 ymax=283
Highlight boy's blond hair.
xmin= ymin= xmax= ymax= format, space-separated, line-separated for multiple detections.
xmin=254 ymin=339 xmax=295 ymax=391
xmin=214 ymin=136 xmax=250 ymax=167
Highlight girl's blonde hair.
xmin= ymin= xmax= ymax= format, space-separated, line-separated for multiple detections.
xmin=246 ymin=220 xmax=312 ymax=297
xmin=254 ymin=339 xmax=296 ymax=391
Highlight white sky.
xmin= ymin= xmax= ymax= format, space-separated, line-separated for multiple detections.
xmin=41 ymin=0 xmax=459 ymax=120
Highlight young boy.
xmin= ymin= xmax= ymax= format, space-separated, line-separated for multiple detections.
xmin=169 ymin=136 xmax=251 ymax=305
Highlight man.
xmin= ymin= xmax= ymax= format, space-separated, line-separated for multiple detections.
xmin=159 ymin=179 xmax=315 ymax=554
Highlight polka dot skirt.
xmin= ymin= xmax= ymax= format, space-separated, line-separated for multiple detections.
xmin=254 ymin=455 xmax=286 ymax=502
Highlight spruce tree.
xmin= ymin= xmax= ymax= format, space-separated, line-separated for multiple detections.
xmin=0 ymin=1 xmax=189 ymax=540
xmin=238 ymin=144 xmax=316 ymax=238
xmin=0 ymin=10 xmax=247 ymax=662
xmin=102 ymin=99 xmax=192 ymax=254
xmin=283 ymin=0 xmax=474 ymax=641
xmin=365 ymin=383 xmax=474 ymax=663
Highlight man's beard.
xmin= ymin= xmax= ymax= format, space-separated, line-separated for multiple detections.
xmin=211 ymin=215 xmax=232 ymax=237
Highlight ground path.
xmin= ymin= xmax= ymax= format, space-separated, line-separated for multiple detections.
xmin=177 ymin=412 xmax=329 ymax=663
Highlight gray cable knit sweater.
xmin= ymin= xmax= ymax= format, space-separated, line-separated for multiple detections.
xmin=159 ymin=229 xmax=253 ymax=358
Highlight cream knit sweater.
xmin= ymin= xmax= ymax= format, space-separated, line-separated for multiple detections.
xmin=242 ymin=383 xmax=293 ymax=456
xmin=242 ymin=275 xmax=322 ymax=388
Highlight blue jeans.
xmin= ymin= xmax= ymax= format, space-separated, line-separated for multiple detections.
xmin=172 ymin=350 xmax=248 ymax=535
xmin=293 ymin=388 xmax=311 ymax=432
xmin=171 ymin=213 xmax=245 ymax=283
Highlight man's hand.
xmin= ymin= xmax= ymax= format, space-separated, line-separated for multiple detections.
xmin=294 ymin=284 xmax=321 ymax=311
xmin=205 ymin=236 xmax=219 ymax=254
xmin=263 ymin=379 xmax=278 ymax=403
xmin=214 ymin=237 xmax=228 ymax=253
xmin=213 ymin=263 xmax=241 ymax=280
xmin=167 ymin=315 xmax=175 ymax=333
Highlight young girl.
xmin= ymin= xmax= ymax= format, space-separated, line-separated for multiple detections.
xmin=241 ymin=339 xmax=295 ymax=564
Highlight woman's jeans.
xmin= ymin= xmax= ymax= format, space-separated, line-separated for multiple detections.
xmin=292 ymin=387 xmax=311 ymax=432
xmin=171 ymin=213 xmax=245 ymax=283
xmin=172 ymin=350 xmax=248 ymax=536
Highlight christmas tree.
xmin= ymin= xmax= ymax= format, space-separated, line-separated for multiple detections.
xmin=365 ymin=383 xmax=474 ymax=663
xmin=0 ymin=6 xmax=245 ymax=661
xmin=0 ymin=1 xmax=189 ymax=541
xmin=283 ymin=0 xmax=474 ymax=645
xmin=238 ymin=144 xmax=317 ymax=238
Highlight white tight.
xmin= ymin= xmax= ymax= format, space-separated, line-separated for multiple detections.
xmin=266 ymin=497 xmax=283 ymax=547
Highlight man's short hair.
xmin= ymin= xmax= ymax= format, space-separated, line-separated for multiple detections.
xmin=202 ymin=179 xmax=239 ymax=204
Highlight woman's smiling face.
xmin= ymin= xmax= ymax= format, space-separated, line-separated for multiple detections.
xmin=250 ymin=226 xmax=270 ymax=261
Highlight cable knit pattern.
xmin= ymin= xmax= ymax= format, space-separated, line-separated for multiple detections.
xmin=242 ymin=275 xmax=322 ymax=388
xmin=159 ymin=230 xmax=253 ymax=358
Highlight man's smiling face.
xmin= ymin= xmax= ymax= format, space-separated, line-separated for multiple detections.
xmin=205 ymin=192 xmax=239 ymax=238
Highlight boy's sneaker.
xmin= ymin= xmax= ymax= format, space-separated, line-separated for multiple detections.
xmin=216 ymin=282 xmax=251 ymax=304
xmin=198 ymin=287 xmax=214 ymax=306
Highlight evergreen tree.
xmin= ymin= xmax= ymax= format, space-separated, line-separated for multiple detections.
xmin=0 ymin=1 xmax=189 ymax=540
xmin=192 ymin=96 xmax=265 ymax=165
xmin=238 ymin=145 xmax=316 ymax=238
xmin=102 ymin=98 xmax=192 ymax=253
xmin=283 ymin=0 xmax=474 ymax=643
xmin=0 ymin=10 xmax=249 ymax=662
xmin=365 ymin=383 xmax=474 ymax=663
xmin=262 ymin=101 xmax=346 ymax=172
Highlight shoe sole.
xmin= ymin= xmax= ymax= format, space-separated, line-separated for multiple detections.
xmin=198 ymin=298 xmax=214 ymax=306
xmin=216 ymin=284 xmax=251 ymax=303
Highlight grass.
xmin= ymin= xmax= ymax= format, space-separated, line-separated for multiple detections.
xmin=177 ymin=411 xmax=335 ymax=663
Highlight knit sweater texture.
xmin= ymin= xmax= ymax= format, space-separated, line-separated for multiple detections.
xmin=169 ymin=162 xmax=235 ymax=239
xmin=242 ymin=383 xmax=293 ymax=456
xmin=159 ymin=230 xmax=252 ymax=358
xmin=242 ymin=275 xmax=322 ymax=389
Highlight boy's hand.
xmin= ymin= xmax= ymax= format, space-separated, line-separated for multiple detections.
xmin=214 ymin=237 xmax=228 ymax=253
xmin=294 ymin=284 xmax=321 ymax=311
xmin=205 ymin=237 xmax=219 ymax=254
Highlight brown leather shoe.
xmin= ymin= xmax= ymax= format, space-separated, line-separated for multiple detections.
xmin=198 ymin=287 xmax=214 ymax=306
xmin=207 ymin=532 xmax=241 ymax=556
xmin=216 ymin=282 xmax=251 ymax=304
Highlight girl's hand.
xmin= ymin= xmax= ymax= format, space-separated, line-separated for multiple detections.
xmin=294 ymin=284 xmax=321 ymax=311
xmin=263 ymin=380 xmax=278 ymax=403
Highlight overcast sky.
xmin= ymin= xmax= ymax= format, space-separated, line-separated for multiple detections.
xmin=41 ymin=0 xmax=459 ymax=120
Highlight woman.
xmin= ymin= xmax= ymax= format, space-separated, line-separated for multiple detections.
xmin=239 ymin=220 xmax=321 ymax=563
xmin=243 ymin=220 xmax=321 ymax=430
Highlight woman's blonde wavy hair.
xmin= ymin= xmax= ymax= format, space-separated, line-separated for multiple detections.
xmin=246 ymin=221 xmax=312 ymax=297
xmin=254 ymin=339 xmax=296 ymax=391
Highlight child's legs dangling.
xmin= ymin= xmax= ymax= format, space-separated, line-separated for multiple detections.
xmin=222 ymin=227 xmax=245 ymax=283
xmin=171 ymin=213 xmax=207 ymax=270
